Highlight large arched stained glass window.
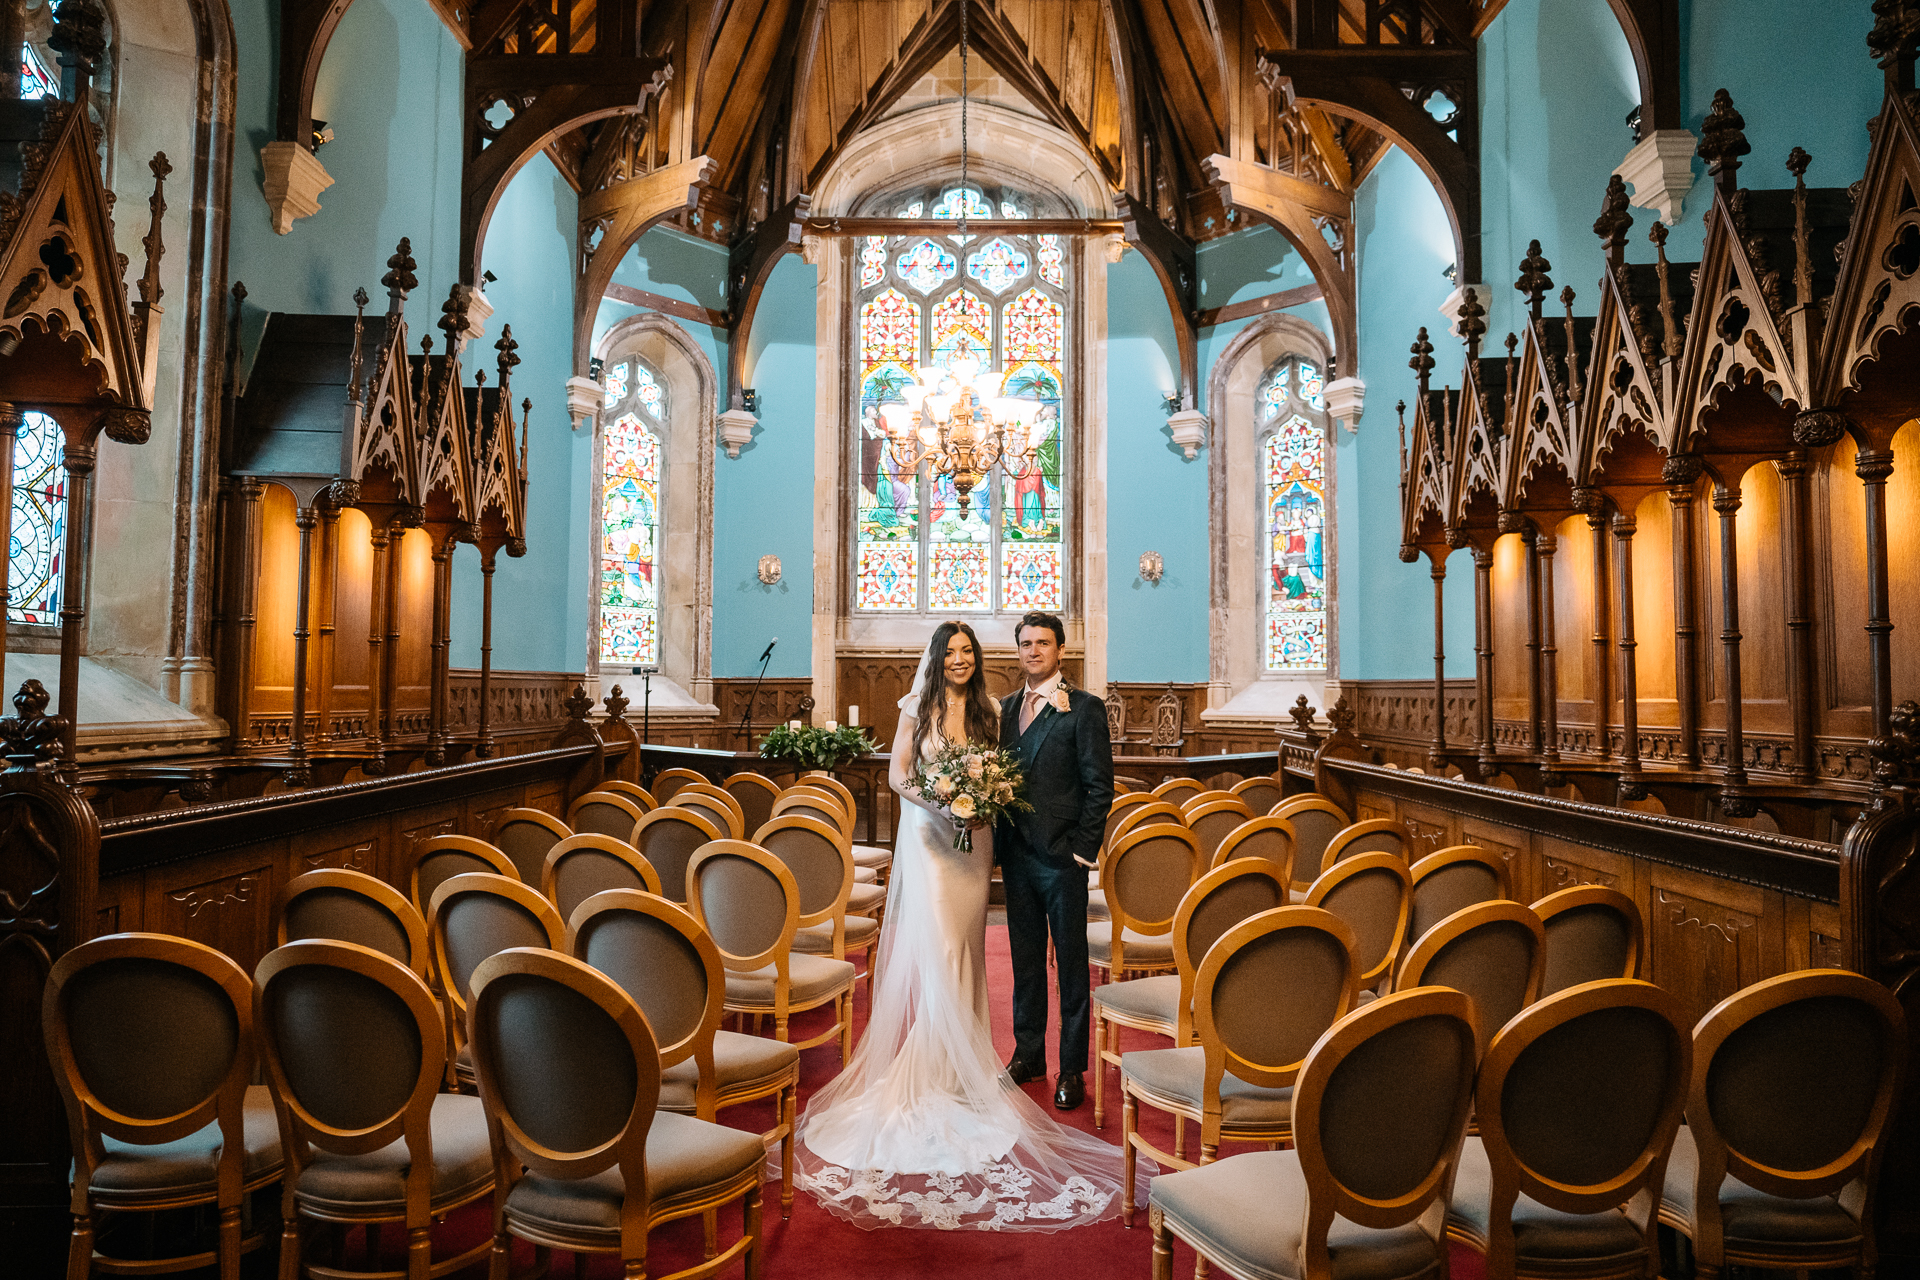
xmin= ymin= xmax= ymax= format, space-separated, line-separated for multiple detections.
xmin=9 ymin=410 xmax=64 ymax=625
xmin=1259 ymin=356 xmax=1328 ymax=671
xmin=855 ymin=182 xmax=1067 ymax=614
xmin=599 ymin=357 xmax=665 ymax=666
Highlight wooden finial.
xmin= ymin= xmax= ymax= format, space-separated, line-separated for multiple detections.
xmin=1503 ymin=332 xmax=1518 ymax=427
xmin=1787 ymin=147 xmax=1814 ymax=311
xmin=347 ymin=287 xmax=370 ymax=404
xmin=381 ymin=238 xmax=419 ymax=313
xmin=1594 ymin=175 xmax=1633 ymax=265
xmin=1397 ymin=399 xmax=1408 ymax=475
xmin=137 ymin=153 xmax=171 ymax=313
xmin=436 ymin=282 xmax=471 ymax=370
xmin=1868 ymin=0 xmax=1920 ymax=94
xmin=1697 ymin=89 xmax=1751 ymax=197
xmin=1515 ymin=240 xmax=1553 ymax=321
xmin=1650 ymin=221 xmax=1683 ymax=361
xmin=1560 ymin=285 xmax=1583 ymax=407
xmin=495 ymin=324 xmax=521 ymax=395
xmin=1409 ymin=327 xmax=1435 ymax=397
xmin=49 ymin=0 xmax=107 ymax=102
xmin=1458 ymin=288 xmax=1487 ymax=361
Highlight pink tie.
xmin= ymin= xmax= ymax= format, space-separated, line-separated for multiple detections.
xmin=1019 ymin=689 xmax=1044 ymax=733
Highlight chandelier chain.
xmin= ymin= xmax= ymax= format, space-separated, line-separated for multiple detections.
xmin=959 ymin=0 xmax=969 ymax=232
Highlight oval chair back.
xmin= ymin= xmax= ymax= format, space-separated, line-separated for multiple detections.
xmin=276 ymin=869 xmax=429 ymax=979
xmin=1104 ymin=792 xmax=1154 ymax=848
xmin=1177 ymin=790 xmax=1240 ymax=817
xmin=567 ymin=790 xmax=648 ymax=841
xmin=1152 ymin=777 xmax=1205 ymax=805
xmin=1407 ymin=845 xmax=1512 ymax=948
xmin=673 ymin=792 xmax=744 ymax=841
xmin=1284 ymin=987 xmax=1479 ymax=1274
xmin=1191 ymin=906 xmax=1360 ymax=1153
xmin=685 ymin=842 xmax=802 ymax=973
xmin=799 ymin=772 xmax=860 ymax=828
xmin=1103 ymin=825 xmax=1204 ymax=949
xmin=568 ymin=891 xmax=724 ymax=1094
xmin=723 ymin=772 xmax=783 ymax=836
xmin=597 ymin=780 xmax=658 ymax=813
xmin=1271 ymin=796 xmax=1351 ymax=890
xmin=407 ymin=835 xmax=518 ymax=920
xmin=427 ymin=873 xmax=565 ymax=1057
xmin=1324 ymin=818 xmax=1417 ymax=866
xmin=1171 ymin=861 xmax=1292 ymax=1041
xmin=1398 ymin=900 xmax=1545 ymax=1057
xmin=753 ymin=815 xmax=854 ymax=930
xmin=1306 ymin=852 xmax=1413 ymax=990
xmin=1208 ymin=816 xmax=1296 ymax=881
xmin=1471 ymin=979 xmax=1691 ymax=1280
xmin=629 ymin=807 xmax=725 ymax=903
xmin=675 ymin=782 xmax=746 ymax=834
xmin=543 ymin=834 xmax=663 ymax=924
xmin=1110 ymin=800 xmax=1185 ymax=847
xmin=770 ymin=790 xmax=850 ymax=838
xmin=1229 ymin=776 xmax=1283 ymax=815
xmin=1183 ymin=799 xmax=1256 ymax=862
xmin=650 ymin=767 xmax=709 ymax=803
xmin=1532 ymin=885 xmax=1643 ymax=995
xmin=492 ymin=808 xmax=573 ymax=883
xmin=1670 ymin=968 xmax=1908 ymax=1278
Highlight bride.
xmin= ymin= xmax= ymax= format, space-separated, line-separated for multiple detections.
xmin=792 ymin=620 xmax=1138 ymax=1231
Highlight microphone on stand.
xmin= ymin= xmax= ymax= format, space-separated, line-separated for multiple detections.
xmin=738 ymin=637 xmax=780 ymax=750
xmin=760 ymin=637 xmax=779 ymax=662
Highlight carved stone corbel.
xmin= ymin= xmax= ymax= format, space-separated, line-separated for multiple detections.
xmin=259 ymin=140 xmax=334 ymax=236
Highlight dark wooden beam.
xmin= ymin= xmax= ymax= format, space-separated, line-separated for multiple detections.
xmin=603 ymin=283 xmax=728 ymax=328
xmin=275 ymin=0 xmax=354 ymax=146
xmin=1119 ymin=192 xmax=1200 ymax=406
xmin=801 ymin=218 xmax=1128 ymax=236
xmin=1194 ymin=281 xmax=1324 ymax=328
xmin=1603 ymin=0 xmax=1682 ymax=132
xmin=727 ymin=194 xmax=811 ymax=401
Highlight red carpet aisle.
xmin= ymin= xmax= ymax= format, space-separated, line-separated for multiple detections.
xmin=451 ymin=925 xmax=1486 ymax=1279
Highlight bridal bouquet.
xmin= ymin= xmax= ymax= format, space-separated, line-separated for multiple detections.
xmin=911 ymin=742 xmax=1031 ymax=852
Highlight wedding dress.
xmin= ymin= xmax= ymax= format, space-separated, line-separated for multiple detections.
xmin=791 ymin=690 xmax=1142 ymax=1231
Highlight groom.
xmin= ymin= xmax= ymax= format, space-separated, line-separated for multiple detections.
xmin=997 ymin=610 xmax=1113 ymax=1110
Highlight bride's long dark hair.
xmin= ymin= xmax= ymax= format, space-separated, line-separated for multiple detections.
xmin=911 ymin=620 xmax=1001 ymax=757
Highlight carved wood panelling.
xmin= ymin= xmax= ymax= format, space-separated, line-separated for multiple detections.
xmin=153 ymin=860 xmax=277 ymax=972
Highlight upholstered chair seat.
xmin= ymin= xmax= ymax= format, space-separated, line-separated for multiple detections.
xmin=502 ymin=1112 xmax=765 ymax=1246
xmin=1448 ymin=1136 xmax=1647 ymax=1267
xmin=1088 ymin=886 xmax=1109 ymax=921
xmin=852 ymin=843 xmax=891 ymax=870
xmin=1086 ymin=920 xmax=1176 ymax=966
xmin=847 ymin=880 xmax=887 ymax=915
xmin=1093 ymin=972 xmax=1178 ymax=1023
xmin=659 ymin=1031 xmax=801 ymax=1110
xmin=88 ymin=1084 xmax=282 ymax=1196
xmin=294 ymin=1093 xmax=494 ymax=1218
xmin=724 ymin=952 xmax=857 ymax=1006
xmin=1121 ymin=1047 xmax=1295 ymax=1125
xmin=854 ymin=865 xmax=878 ymax=884
xmin=793 ymin=914 xmax=880 ymax=955
xmin=1661 ymin=1125 xmax=1862 ymax=1247
xmin=1152 ymin=1149 xmax=1440 ymax=1280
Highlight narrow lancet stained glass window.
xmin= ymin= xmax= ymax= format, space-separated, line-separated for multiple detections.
xmin=599 ymin=358 xmax=664 ymax=665
xmin=852 ymin=182 xmax=1071 ymax=615
xmin=1260 ymin=357 xmax=1328 ymax=670
xmin=20 ymin=43 xmax=53 ymax=101
xmin=9 ymin=411 xmax=64 ymax=624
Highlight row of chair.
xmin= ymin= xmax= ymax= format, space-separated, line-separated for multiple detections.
xmin=1142 ymin=962 xmax=1906 ymax=1280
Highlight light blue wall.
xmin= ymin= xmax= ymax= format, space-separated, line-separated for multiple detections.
xmin=713 ymin=255 xmax=816 ymax=678
xmin=1107 ymin=249 xmax=1208 ymax=681
xmin=447 ymin=155 xmax=582 ymax=673
xmin=591 ymin=228 xmax=731 ymax=391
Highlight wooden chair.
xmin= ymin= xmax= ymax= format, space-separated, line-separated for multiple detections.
xmin=570 ymin=890 xmax=802 ymax=1221
xmin=1447 ymin=979 xmax=1691 ymax=1280
xmin=1270 ymin=795 xmax=1350 ymax=893
xmin=1104 ymin=792 xmax=1155 ymax=847
xmin=1229 ymin=775 xmax=1283 ymax=815
xmin=770 ymin=788 xmax=848 ymax=832
xmin=1148 ymin=987 xmax=1479 ymax=1280
xmin=1182 ymin=798 xmax=1256 ymax=862
xmin=629 ymin=806 xmax=725 ymax=903
xmin=1114 ymin=774 xmax=1153 ymax=795
xmin=1089 ymin=825 xmax=1202 ymax=984
xmin=1092 ymin=859 xmax=1291 ymax=1131
xmin=798 ymin=772 xmax=859 ymax=826
xmin=1207 ymin=815 xmax=1296 ymax=877
xmin=1532 ymin=885 xmax=1643 ymax=995
xmin=673 ymin=783 xmax=746 ymax=841
xmin=489 ymin=807 xmax=572 ymax=883
xmin=1398 ymin=900 xmax=1547 ymax=1057
xmin=1658 ymin=969 xmax=1907 ymax=1280
xmin=1110 ymin=800 xmax=1186 ymax=844
xmin=1177 ymin=789 xmax=1240 ymax=817
xmin=687 ymin=841 xmax=858 ymax=1063
xmin=1322 ymin=817 xmax=1417 ymax=865
xmin=650 ymin=767 xmax=709 ymax=802
xmin=275 ymin=868 xmax=430 ymax=979
xmin=567 ymin=789 xmax=648 ymax=841
xmin=405 ymin=834 xmax=517 ymax=920
xmin=253 ymin=939 xmax=495 ymax=1280
xmin=723 ymin=771 xmax=783 ymax=836
xmin=1305 ymin=852 xmax=1412 ymax=992
xmin=1151 ymin=777 xmax=1205 ymax=804
xmin=1120 ymin=906 xmax=1361 ymax=1223
xmin=46 ymin=933 xmax=285 ymax=1280
xmin=426 ymin=873 xmax=565 ymax=1091
xmin=465 ymin=948 xmax=763 ymax=1280
xmin=542 ymin=833 xmax=663 ymax=923
xmin=778 ymin=788 xmax=891 ymax=891
xmin=598 ymin=779 xmax=659 ymax=812
xmin=1407 ymin=845 xmax=1512 ymax=949
xmin=800 ymin=772 xmax=895 ymax=880
xmin=754 ymin=814 xmax=878 ymax=994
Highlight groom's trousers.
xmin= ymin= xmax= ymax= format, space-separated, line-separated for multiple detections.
xmin=1001 ymin=852 xmax=1091 ymax=1073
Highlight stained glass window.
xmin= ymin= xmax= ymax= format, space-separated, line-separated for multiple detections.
xmin=20 ymin=43 xmax=53 ymax=101
xmin=854 ymin=182 xmax=1070 ymax=614
xmin=8 ymin=411 xmax=64 ymax=624
xmin=1259 ymin=356 xmax=1329 ymax=671
xmin=598 ymin=357 xmax=665 ymax=666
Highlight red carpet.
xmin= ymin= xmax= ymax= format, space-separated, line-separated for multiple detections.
xmin=446 ymin=924 xmax=1487 ymax=1280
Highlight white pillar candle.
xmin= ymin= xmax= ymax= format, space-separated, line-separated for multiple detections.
xmin=788 ymin=719 xmax=801 ymax=730
xmin=826 ymin=720 xmax=839 ymax=731
xmin=849 ymin=705 xmax=860 ymax=726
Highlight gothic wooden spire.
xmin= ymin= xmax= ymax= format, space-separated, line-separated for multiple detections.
xmin=1650 ymin=221 xmax=1683 ymax=361
xmin=1869 ymin=0 xmax=1920 ymax=93
xmin=382 ymin=238 xmax=418 ymax=315
xmin=1560 ymin=286 xmax=1583 ymax=407
xmin=1698 ymin=89 xmax=1751 ymax=198
xmin=1594 ymin=174 xmax=1633 ymax=267
xmin=1410 ymin=327 xmax=1435 ymax=398
xmin=1458 ymin=288 xmax=1487 ymax=361
xmin=1515 ymin=239 xmax=1553 ymax=322
xmin=1787 ymin=146 xmax=1815 ymax=310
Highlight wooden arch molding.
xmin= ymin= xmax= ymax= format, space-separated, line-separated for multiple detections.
xmin=1202 ymin=154 xmax=1356 ymax=370
xmin=275 ymin=0 xmax=359 ymax=148
xmin=572 ymin=156 xmax=720 ymax=373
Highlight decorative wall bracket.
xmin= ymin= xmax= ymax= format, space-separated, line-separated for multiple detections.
xmin=1325 ymin=376 xmax=1365 ymax=434
xmin=259 ymin=140 xmax=334 ymax=236
xmin=1166 ymin=407 xmax=1208 ymax=460
xmin=1613 ymin=129 xmax=1697 ymax=225
xmin=565 ymin=375 xmax=600 ymax=433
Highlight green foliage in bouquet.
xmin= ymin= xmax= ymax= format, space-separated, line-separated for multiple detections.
xmin=758 ymin=723 xmax=878 ymax=771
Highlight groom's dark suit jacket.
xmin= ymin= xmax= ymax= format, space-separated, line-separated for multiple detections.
xmin=996 ymin=686 xmax=1114 ymax=868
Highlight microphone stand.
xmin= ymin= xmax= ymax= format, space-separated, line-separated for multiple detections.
xmin=736 ymin=644 xmax=775 ymax=751
xmin=641 ymin=670 xmax=652 ymax=783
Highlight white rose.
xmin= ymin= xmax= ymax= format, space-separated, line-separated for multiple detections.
xmin=967 ymin=756 xmax=985 ymax=779
xmin=1051 ymin=688 xmax=1072 ymax=714
xmin=933 ymin=775 xmax=955 ymax=799
xmin=950 ymin=793 xmax=977 ymax=819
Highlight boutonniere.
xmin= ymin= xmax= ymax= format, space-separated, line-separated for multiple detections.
xmin=1051 ymin=683 xmax=1073 ymax=714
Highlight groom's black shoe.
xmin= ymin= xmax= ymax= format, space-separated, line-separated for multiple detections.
xmin=1005 ymin=1058 xmax=1045 ymax=1086
xmin=1053 ymin=1071 xmax=1085 ymax=1111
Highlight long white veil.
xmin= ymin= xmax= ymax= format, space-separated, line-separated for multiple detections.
xmin=790 ymin=625 xmax=1144 ymax=1231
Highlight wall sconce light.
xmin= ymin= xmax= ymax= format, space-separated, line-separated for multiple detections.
xmin=741 ymin=388 xmax=760 ymax=413
xmin=1441 ymin=262 xmax=1458 ymax=284
xmin=588 ymin=357 xmax=604 ymax=380
xmin=1161 ymin=391 xmax=1183 ymax=415
xmin=1139 ymin=551 xmax=1165 ymax=583
xmin=312 ymin=120 xmax=335 ymax=149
